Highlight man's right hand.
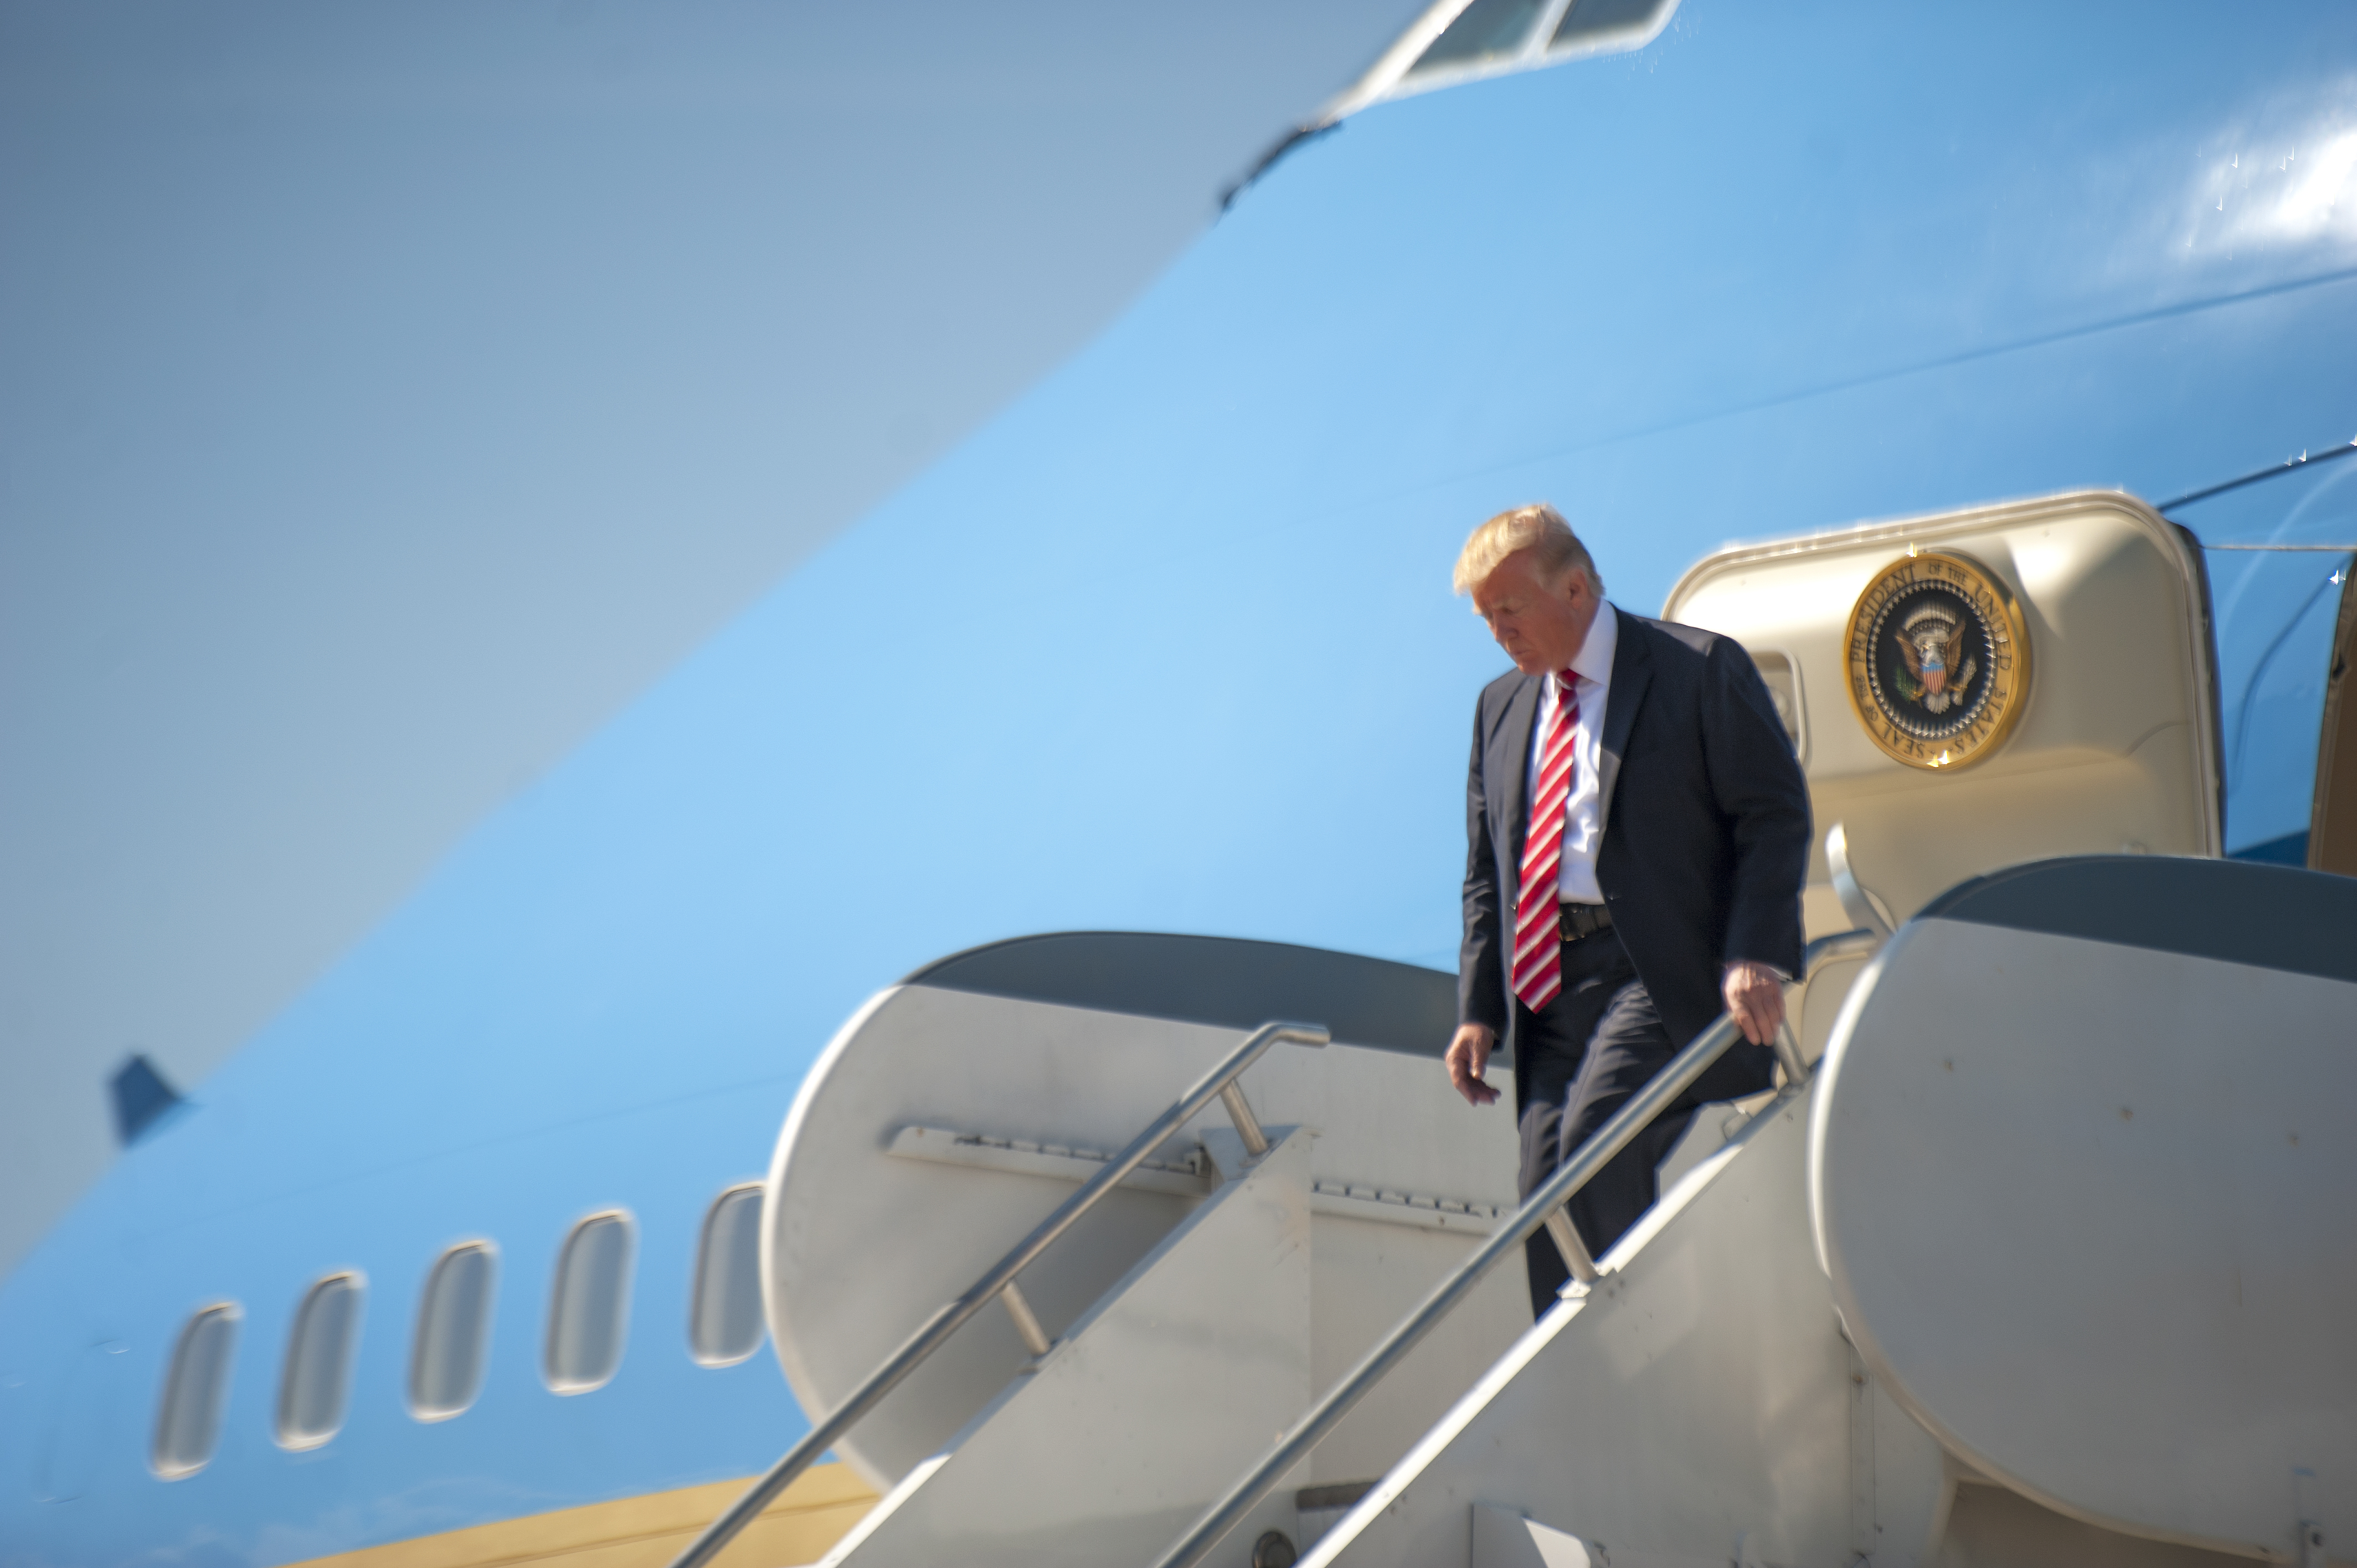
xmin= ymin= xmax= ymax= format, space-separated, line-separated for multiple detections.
xmin=1444 ymin=1023 xmax=1500 ymax=1106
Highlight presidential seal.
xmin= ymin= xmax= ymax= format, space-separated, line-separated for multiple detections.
xmin=1843 ymin=550 xmax=2029 ymax=770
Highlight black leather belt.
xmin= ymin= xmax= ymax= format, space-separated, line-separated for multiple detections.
xmin=1558 ymin=901 xmax=1614 ymax=941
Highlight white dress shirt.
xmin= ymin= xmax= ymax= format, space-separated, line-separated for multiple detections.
xmin=1524 ymin=600 xmax=1617 ymax=907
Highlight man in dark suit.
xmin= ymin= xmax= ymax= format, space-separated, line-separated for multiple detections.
xmin=1444 ymin=504 xmax=1811 ymax=1317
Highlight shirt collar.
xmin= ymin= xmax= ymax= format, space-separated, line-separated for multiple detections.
xmin=1558 ymin=599 xmax=1618 ymax=694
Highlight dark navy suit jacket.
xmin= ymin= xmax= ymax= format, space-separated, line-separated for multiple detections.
xmin=1458 ymin=607 xmax=1813 ymax=1106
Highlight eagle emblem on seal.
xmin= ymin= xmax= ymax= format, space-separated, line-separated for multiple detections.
xmin=1893 ymin=602 xmax=1978 ymax=716
xmin=1844 ymin=550 xmax=2029 ymax=770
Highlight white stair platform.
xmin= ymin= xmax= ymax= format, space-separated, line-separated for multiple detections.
xmin=1304 ymin=1089 xmax=1948 ymax=1568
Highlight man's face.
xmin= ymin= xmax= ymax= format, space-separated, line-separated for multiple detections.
xmin=1471 ymin=547 xmax=1598 ymax=675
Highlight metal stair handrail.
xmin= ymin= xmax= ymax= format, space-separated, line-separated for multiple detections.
xmin=665 ymin=1016 xmax=1331 ymax=1568
xmin=1149 ymin=929 xmax=1882 ymax=1568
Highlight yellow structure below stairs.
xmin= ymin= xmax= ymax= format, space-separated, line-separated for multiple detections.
xmin=285 ymin=1463 xmax=877 ymax=1568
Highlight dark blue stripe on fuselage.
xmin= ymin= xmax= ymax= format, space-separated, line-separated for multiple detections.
xmin=2230 ymin=829 xmax=2310 ymax=866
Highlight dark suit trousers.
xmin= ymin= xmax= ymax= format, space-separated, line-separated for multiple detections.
xmin=1515 ymin=927 xmax=1695 ymax=1318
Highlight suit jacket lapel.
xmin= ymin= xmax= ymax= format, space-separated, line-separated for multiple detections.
xmin=1597 ymin=610 xmax=1651 ymax=841
xmin=1495 ymin=673 xmax=1544 ymax=873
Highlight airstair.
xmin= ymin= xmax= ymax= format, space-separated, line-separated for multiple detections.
xmin=729 ymin=932 xmax=1540 ymax=1568
xmin=671 ymin=493 xmax=2353 ymax=1568
xmin=1289 ymin=852 xmax=2355 ymax=1568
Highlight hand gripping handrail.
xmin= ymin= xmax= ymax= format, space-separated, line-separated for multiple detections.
xmin=1149 ymin=930 xmax=1881 ymax=1568
xmin=663 ymin=1018 xmax=1331 ymax=1568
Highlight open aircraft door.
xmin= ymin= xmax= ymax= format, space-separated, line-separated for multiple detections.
xmin=2309 ymin=566 xmax=2357 ymax=875
xmin=1663 ymin=489 xmax=2224 ymax=1061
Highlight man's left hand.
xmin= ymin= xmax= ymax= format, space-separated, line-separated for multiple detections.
xmin=1722 ymin=960 xmax=1787 ymax=1046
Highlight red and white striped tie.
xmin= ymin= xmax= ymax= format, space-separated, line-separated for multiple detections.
xmin=1511 ymin=676 xmax=1581 ymax=1012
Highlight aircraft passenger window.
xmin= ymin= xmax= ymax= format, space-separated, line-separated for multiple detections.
xmin=409 ymin=1242 xmax=497 ymax=1421
xmin=544 ymin=1211 xmax=635 ymax=1394
xmin=276 ymin=1272 xmax=363 ymax=1450
xmin=688 ymin=1184 xmax=765 ymax=1366
xmin=1411 ymin=0 xmax=1549 ymax=75
xmin=152 ymin=1303 xmax=239 ymax=1478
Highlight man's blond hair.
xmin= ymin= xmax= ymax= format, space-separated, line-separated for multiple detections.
xmin=1452 ymin=503 xmax=1603 ymax=597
